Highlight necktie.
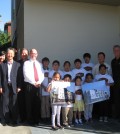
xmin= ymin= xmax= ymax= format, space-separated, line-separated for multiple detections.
xmin=33 ymin=62 xmax=39 ymax=82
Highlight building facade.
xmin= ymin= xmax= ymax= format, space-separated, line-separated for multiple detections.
xmin=11 ymin=0 xmax=120 ymax=68
xmin=4 ymin=21 xmax=11 ymax=35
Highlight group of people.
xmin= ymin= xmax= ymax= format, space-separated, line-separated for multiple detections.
xmin=0 ymin=45 xmax=119 ymax=130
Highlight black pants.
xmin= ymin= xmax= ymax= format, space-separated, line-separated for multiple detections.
xmin=25 ymin=82 xmax=40 ymax=124
xmin=113 ymin=87 xmax=120 ymax=119
xmin=3 ymin=85 xmax=18 ymax=123
xmin=99 ymin=100 xmax=109 ymax=117
xmin=18 ymin=83 xmax=26 ymax=122
xmin=0 ymin=94 xmax=3 ymax=120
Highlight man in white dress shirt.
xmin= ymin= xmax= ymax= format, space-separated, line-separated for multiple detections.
xmin=23 ymin=49 xmax=44 ymax=125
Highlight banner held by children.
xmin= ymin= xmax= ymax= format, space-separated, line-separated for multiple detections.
xmin=50 ymin=81 xmax=75 ymax=105
xmin=82 ymin=80 xmax=110 ymax=105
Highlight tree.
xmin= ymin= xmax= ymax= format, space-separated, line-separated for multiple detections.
xmin=0 ymin=31 xmax=11 ymax=46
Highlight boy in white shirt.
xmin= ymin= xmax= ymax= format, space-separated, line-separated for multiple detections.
xmin=49 ymin=60 xmax=63 ymax=82
xmin=92 ymin=52 xmax=111 ymax=76
xmin=72 ymin=59 xmax=87 ymax=82
xmin=63 ymin=61 xmax=74 ymax=80
xmin=81 ymin=53 xmax=94 ymax=74
xmin=41 ymin=57 xmax=51 ymax=121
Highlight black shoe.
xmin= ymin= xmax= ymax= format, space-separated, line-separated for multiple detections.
xmin=57 ymin=125 xmax=64 ymax=129
xmin=2 ymin=122 xmax=7 ymax=126
xmin=12 ymin=121 xmax=18 ymax=127
xmin=63 ymin=124 xmax=68 ymax=127
xmin=52 ymin=126 xmax=58 ymax=130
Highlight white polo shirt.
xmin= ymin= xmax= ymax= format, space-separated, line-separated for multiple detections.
xmin=72 ymin=68 xmax=87 ymax=82
xmin=81 ymin=62 xmax=94 ymax=74
xmin=62 ymin=70 xmax=74 ymax=80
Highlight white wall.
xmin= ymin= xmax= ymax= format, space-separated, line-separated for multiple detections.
xmin=24 ymin=0 xmax=120 ymax=69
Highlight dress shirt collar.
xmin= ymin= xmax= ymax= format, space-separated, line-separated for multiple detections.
xmin=7 ymin=60 xmax=13 ymax=65
xmin=30 ymin=59 xmax=37 ymax=63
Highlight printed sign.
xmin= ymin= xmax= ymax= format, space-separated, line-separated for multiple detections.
xmin=82 ymin=80 xmax=110 ymax=105
xmin=50 ymin=81 xmax=75 ymax=105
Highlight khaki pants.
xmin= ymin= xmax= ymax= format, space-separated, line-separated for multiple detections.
xmin=41 ymin=96 xmax=50 ymax=118
xmin=62 ymin=107 xmax=73 ymax=125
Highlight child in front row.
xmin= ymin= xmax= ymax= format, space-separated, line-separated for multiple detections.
xmin=47 ymin=72 xmax=63 ymax=130
xmin=62 ymin=74 xmax=74 ymax=127
xmin=74 ymin=76 xmax=84 ymax=125
xmin=94 ymin=64 xmax=114 ymax=122
xmin=84 ymin=73 xmax=94 ymax=123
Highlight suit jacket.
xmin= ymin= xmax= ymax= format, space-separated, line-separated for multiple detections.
xmin=17 ymin=59 xmax=28 ymax=90
xmin=0 ymin=60 xmax=21 ymax=94
xmin=0 ymin=65 xmax=2 ymax=88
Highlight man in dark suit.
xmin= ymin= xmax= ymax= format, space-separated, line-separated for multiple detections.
xmin=111 ymin=45 xmax=120 ymax=121
xmin=17 ymin=48 xmax=29 ymax=123
xmin=0 ymin=51 xmax=6 ymax=124
xmin=0 ymin=48 xmax=21 ymax=126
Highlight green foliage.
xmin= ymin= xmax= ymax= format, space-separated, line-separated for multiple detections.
xmin=0 ymin=31 xmax=11 ymax=46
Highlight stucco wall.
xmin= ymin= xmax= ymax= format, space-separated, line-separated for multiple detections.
xmin=24 ymin=0 xmax=120 ymax=68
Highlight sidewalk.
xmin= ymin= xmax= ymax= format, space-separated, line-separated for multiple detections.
xmin=0 ymin=119 xmax=120 ymax=134
xmin=31 ymin=119 xmax=120 ymax=134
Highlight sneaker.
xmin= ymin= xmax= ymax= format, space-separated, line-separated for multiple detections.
xmin=104 ymin=117 xmax=108 ymax=122
xmin=69 ymin=123 xmax=73 ymax=127
xmin=78 ymin=119 xmax=83 ymax=125
xmin=63 ymin=124 xmax=70 ymax=128
xmin=75 ymin=119 xmax=78 ymax=124
xmin=99 ymin=117 xmax=103 ymax=122
xmin=63 ymin=124 xmax=68 ymax=127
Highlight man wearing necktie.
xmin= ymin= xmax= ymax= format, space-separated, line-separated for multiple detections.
xmin=0 ymin=48 xmax=21 ymax=126
xmin=23 ymin=49 xmax=44 ymax=125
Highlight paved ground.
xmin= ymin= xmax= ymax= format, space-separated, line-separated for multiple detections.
xmin=0 ymin=119 xmax=120 ymax=134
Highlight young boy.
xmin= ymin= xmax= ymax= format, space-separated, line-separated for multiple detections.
xmin=48 ymin=60 xmax=63 ymax=82
xmin=84 ymin=73 xmax=94 ymax=123
xmin=41 ymin=57 xmax=51 ymax=121
xmin=63 ymin=61 xmax=74 ymax=80
xmin=92 ymin=52 xmax=111 ymax=76
xmin=81 ymin=53 xmax=94 ymax=74
xmin=72 ymin=59 xmax=87 ymax=82
xmin=62 ymin=74 xmax=74 ymax=127
xmin=94 ymin=64 xmax=114 ymax=122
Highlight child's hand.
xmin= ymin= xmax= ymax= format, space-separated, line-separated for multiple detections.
xmin=75 ymin=89 xmax=82 ymax=95
xmin=106 ymin=83 xmax=110 ymax=86
xmin=67 ymin=101 xmax=71 ymax=105
xmin=44 ymin=72 xmax=49 ymax=77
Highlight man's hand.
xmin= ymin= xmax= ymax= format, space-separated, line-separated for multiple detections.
xmin=34 ymin=82 xmax=41 ymax=88
xmin=0 ymin=88 xmax=3 ymax=94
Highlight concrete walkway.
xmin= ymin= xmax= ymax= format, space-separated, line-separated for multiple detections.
xmin=0 ymin=125 xmax=31 ymax=134
xmin=0 ymin=119 xmax=120 ymax=134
